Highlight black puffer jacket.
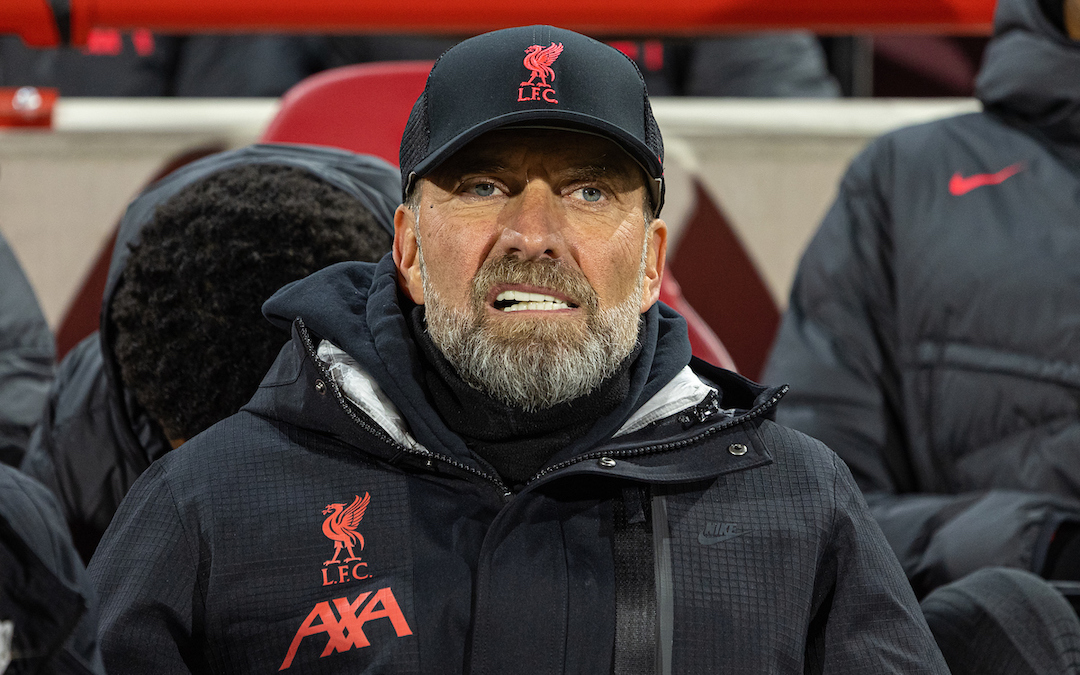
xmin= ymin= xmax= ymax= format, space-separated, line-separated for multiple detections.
xmin=20 ymin=144 xmax=400 ymax=562
xmin=88 ymin=256 xmax=948 ymax=674
xmin=763 ymin=0 xmax=1080 ymax=597
xmin=0 ymin=464 xmax=104 ymax=674
xmin=0 ymin=231 xmax=53 ymax=467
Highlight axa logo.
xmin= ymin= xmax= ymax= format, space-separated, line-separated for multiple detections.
xmin=321 ymin=493 xmax=372 ymax=586
xmin=698 ymin=521 xmax=747 ymax=546
xmin=518 ymin=42 xmax=564 ymax=104
xmin=279 ymin=586 xmax=413 ymax=670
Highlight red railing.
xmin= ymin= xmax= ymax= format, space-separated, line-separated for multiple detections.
xmin=6 ymin=0 xmax=995 ymax=48
xmin=3 ymin=0 xmax=59 ymax=46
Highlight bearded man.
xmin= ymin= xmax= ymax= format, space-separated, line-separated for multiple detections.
xmin=88 ymin=26 xmax=948 ymax=674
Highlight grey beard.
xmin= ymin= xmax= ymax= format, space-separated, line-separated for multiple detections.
xmin=420 ymin=249 xmax=646 ymax=411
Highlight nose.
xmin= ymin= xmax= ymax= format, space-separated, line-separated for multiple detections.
xmin=493 ymin=180 xmax=565 ymax=261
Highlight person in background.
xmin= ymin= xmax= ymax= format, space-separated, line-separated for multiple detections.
xmin=0 ymin=231 xmax=53 ymax=467
xmin=2 ymin=29 xmax=839 ymax=99
xmin=20 ymin=144 xmax=398 ymax=562
xmin=0 ymin=33 xmax=327 ymax=96
xmin=0 ymin=463 xmax=104 ymax=674
xmin=763 ymin=0 xmax=1080 ymax=669
xmin=608 ymin=33 xmax=839 ymax=97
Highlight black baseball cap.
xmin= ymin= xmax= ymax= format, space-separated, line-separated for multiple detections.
xmin=399 ymin=25 xmax=665 ymax=214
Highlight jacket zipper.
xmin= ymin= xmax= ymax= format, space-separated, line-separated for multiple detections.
xmin=528 ymin=385 xmax=789 ymax=484
xmin=295 ymin=320 xmax=515 ymax=498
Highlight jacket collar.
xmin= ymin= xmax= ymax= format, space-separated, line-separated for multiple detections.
xmin=317 ymin=337 xmax=715 ymax=453
xmin=257 ymin=255 xmax=787 ymax=484
xmin=262 ymin=255 xmax=715 ymax=468
xmin=247 ymin=314 xmax=786 ymax=492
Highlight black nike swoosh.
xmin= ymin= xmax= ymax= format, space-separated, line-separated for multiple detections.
xmin=698 ymin=531 xmax=746 ymax=545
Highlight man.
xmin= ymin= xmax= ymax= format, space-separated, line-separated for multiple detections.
xmin=21 ymin=144 xmax=398 ymax=561
xmin=0 ymin=230 xmax=53 ymax=467
xmin=90 ymin=26 xmax=948 ymax=673
xmin=764 ymin=0 xmax=1080 ymax=597
xmin=0 ymin=464 xmax=104 ymax=674
xmin=763 ymin=0 xmax=1080 ymax=669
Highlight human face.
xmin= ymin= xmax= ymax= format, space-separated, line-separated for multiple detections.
xmin=393 ymin=128 xmax=667 ymax=408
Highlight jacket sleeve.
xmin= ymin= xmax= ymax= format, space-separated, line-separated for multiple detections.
xmin=88 ymin=460 xmax=204 ymax=675
xmin=0 ymin=232 xmax=54 ymax=467
xmin=810 ymin=452 xmax=950 ymax=673
xmin=0 ymin=465 xmax=106 ymax=674
xmin=762 ymin=138 xmax=906 ymax=493
xmin=21 ymin=336 xmax=126 ymax=563
xmin=761 ymin=138 xmax=1080 ymax=597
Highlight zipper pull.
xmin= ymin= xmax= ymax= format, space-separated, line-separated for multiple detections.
xmin=693 ymin=391 xmax=722 ymax=423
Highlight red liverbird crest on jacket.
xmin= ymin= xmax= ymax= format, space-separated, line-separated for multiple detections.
xmin=322 ymin=493 xmax=369 ymax=566
xmin=518 ymin=42 xmax=564 ymax=104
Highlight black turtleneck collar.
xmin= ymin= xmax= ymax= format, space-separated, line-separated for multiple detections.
xmin=409 ymin=305 xmax=642 ymax=488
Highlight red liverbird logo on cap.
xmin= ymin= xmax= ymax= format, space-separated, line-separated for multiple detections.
xmin=518 ymin=42 xmax=564 ymax=104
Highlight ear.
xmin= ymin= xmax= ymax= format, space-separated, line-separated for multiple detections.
xmin=393 ymin=204 xmax=425 ymax=304
xmin=640 ymin=218 xmax=667 ymax=313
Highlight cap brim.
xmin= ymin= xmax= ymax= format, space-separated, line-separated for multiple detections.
xmin=408 ymin=108 xmax=665 ymax=214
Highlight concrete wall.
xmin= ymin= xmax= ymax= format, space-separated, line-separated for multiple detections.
xmin=0 ymin=97 xmax=978 ymax=329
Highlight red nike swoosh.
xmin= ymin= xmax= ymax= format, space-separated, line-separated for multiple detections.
xmin=949 ymin=163 xmax=1025 ymax=196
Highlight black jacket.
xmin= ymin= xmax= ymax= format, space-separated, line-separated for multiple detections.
xmin=0 ymin=231 xmax=53 ymax=467
xmin=762 ymin=0 xmax=1080 ymax=597
xmin=0 ymin=464 xmax=104 ymax=674
xmin=89 ymin=256 xmax=947 ymax=674
xmin=20 ymin=144 xmax=401 ymax=561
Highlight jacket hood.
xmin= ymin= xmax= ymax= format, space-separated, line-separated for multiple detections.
xmin=975 ymin=0 xmax=1080 ymax=144
xmin=97 ymin=143 xmax=401 ymax=464
xmin=263 ymin=255 xmax=697 ymax=464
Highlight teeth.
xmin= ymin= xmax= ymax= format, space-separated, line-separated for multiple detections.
xmin=504 ymin=301 xmax=570 ymax=312
xmin=496 ymin=290 xmax=560 ymax=303
xmin=495 ymin=290 xmax=571 ymax=311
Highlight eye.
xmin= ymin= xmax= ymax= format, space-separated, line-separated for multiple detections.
xmin=469 ymin=182 xmax=498 ymax=197
xmin=573 ymin=187 xmax=604 ymax=203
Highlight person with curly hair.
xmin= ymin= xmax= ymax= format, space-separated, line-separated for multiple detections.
xmin=20 ymin=144 xmax=399 ymax=562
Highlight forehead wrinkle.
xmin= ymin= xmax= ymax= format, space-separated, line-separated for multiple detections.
xmin=432 ymin=155 xmax=510 ymax=181
xmin=560 ymin=162 xmax=641 ymax=189
xmin=563 ymin=146 xmax=650 ymax=190
xmin=562 ymin=164 xmax=607 ymax=181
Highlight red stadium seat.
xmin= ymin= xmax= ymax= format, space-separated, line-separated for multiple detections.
xmin=667 ymin=180 xmax=778 ymax=378
xmin=260 ymin=61 xmax=432 ymax=164
xmin=659 ymin=269 xmax=736 ymax=370
xmin=261 ymin=61 xmax=736 ymax=370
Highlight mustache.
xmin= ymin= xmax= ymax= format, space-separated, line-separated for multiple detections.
xmin=470 ymin=255 xmax=598 ymax=312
